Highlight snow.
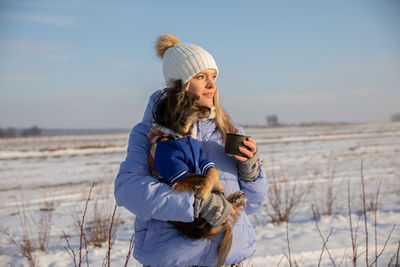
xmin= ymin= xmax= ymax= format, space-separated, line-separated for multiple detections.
xmin=0 ymin=122 xmax=399 ymax=266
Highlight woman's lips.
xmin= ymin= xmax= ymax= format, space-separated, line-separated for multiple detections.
xmin=203 ymin=93 xmax=214 ymax=99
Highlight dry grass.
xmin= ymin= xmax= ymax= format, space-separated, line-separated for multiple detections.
xmin=347 ymin=179 xmax=360 ymax=267
xmin=267 ymin=162 xmax=311 ymax=224
xmin=3 ymin=197 xmax=54 ymax=267
xmin=323 ymin=160 xmax=337 ymax=217
xmin=102 ymin=203 xmax=135 ymax=267
xmin=103 ymin=204 xmax=117 ymax=267
xmin=312 ymin=204 xmax=336 ymax=267
xmin=64 ymin=182 xmax=94 ymax=267
xmin=85 ymin=183 xmax=119 ymax=248
xmin=123 ymin=232 xmax=135 ymax=267
xmin=6 ymin=202 xmax=37 ymax=266
xmin=282 ymin=221 xmax=300 ymax=267
xmin=281 ymin=161 xmax=399 ymax=267
xmin=63 ymin=182 xmax=135 ymax=267
xmin=359 ymin=161 xmax=397 ymax=267
xmin=309 ymin=159 xmax=338 ymax=219
xmin=346 ymin=161 xmax=397 ymax=267
xmin=36 ymin=210 xmax=52 ymax=252
xmin=85 ymin=199 xmax=113 ymax=247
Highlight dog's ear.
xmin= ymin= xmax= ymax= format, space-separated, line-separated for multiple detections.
xmin=152 ymin=89 xmax=168 ymax=123
xmin=167 ymin=80 xmax=184 ymax=94
xmin=169 ymin=80 xmax=186 ymax=108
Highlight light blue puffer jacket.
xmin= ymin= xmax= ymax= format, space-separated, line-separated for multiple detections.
xmin=114 ymin=90 xmax=269 ymax=267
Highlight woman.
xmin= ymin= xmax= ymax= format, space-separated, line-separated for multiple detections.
xmin=114 ymin=33 xmax=268 ymax=267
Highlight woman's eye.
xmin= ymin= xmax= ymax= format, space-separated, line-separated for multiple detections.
xmin=196 ymin=75 xmax=204 ymax=79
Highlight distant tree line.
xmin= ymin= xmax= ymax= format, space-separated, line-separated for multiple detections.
xmin=263 ymin=113 xmax=400 ymax=126
xmin=391 ymin=112 xmax=400 ymax=122
xmin=266 ymin=115 xmax=280 ymax=126
xmin=0 ymin=126 xmax=42 ymax=138
xmin=0 ymin=127 xmax=17 ymax=137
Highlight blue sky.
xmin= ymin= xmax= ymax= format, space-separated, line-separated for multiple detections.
xmin=0 ymin=0 xmax=399 ymax=128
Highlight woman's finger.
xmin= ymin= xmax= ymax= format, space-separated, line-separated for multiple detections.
xmin=233 ymin=137 xmax=257 ymax=161
xmin=238 ymin=146 xmax=253 ymax=158
xmin=243 ymin=138 xmax=257 ymax=153
xmin=234 ymin=154 xmax=248 ymax=162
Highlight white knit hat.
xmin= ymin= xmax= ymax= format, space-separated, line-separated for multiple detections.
xmin=155 ymin=33 xmax=218 ymax=83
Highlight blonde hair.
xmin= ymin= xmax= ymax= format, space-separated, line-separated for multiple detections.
xmin=213 ymin=88 xmax=238 ymax=139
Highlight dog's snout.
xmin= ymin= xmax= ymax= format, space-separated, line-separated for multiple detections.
xmin=203 ymin=106 xmax=212 ymax=117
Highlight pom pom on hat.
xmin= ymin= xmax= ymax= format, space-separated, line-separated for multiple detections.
xmin=155 ymin=33 xmax=218 ymax=83
xmin=155 ymin=33 xmax=180 ymax=59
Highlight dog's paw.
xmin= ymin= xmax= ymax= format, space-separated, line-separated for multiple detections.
xmin=227 ymin=190 xmax=245 ymax=201
xmin=227 ymin=190 xmax=247 ymax=208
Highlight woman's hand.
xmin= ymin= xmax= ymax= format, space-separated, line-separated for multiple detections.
xmin=193 ymin=192 xmax=233 ymax=227
xmin=234 ymin=137 xmax=257 ymax=162
xmin=235 ymin=137 xmax=260 ymax=181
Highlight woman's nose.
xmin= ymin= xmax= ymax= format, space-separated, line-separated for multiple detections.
xmin=205 ymin=78 xmax=216 ymax=89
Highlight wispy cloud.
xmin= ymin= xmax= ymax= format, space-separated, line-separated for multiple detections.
xmin=0 ymin=13 xmax=76 ymax=27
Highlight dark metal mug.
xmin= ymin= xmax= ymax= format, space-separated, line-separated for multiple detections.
xmin=224 ymin=133 xmax=249 ymax=157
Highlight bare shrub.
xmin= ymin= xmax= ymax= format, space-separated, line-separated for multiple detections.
xmin=267 ymin=162 xmax=311 ymax=224
xmin=373 ymin=180 xmax=382 ymax=267
xmin=39 ymin=200 xmax=56 ymax=212
xmin=64 ymin=182 xmax=94 ymax=267
xmin=324 ymin=160 xmax=337 ymax=216
xmin=36 ymin=209 xmax=52 ymax=252
xmin=309 ymin=159 xmax=338 ymax=218
xmin=311 ymin=204 xmax=336 ymax=267
xmin=347 ymin=180 xmax=361 ymax=267
xmin=4 ymin=201 xmax=37 ymax=266
xmin=64 ymin=182 xmax=130 ymax=267
xmin=69 ymin=182 xmax=118 ymax=248
xmin=103 ymin=204 xmax=117 ymax=267
xmin=394 ymin=241 xmax=400 ymax=266
xmin=102 ymin=203 xmax=135 ymax=267
xmin=123 ymin=232 xmax=135 ymax=267
xmin=345 ymin=161 xmax=397 ymax=267
xmin=85 ymin=183 xmax=118 ymax=248
xmin=360 ymin=161 xmax=370 ymax=266
xmin=85 ymin=199 xmax=112 ymax=247
xmin=359 ymin=163 xmax=396 ymax=267
xmin=282 ymin=221 xmax=300 ymax=267
xmin=4 ymin=198 xmax=55 ymax=266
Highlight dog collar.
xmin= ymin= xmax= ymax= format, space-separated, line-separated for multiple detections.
xmin=149 ymin=123 xmax=189 ymax=144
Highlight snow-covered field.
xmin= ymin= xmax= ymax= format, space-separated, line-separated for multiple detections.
xmin=0 ymin=122 xmax=399 ymax=267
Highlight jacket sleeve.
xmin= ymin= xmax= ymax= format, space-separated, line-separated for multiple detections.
xmin=114 ymin=91 xmax=195 ymax=222
xmin=237 ymin=126 xmax=269 ymax=214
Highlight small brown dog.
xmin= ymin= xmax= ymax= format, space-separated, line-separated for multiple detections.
xmin=149 ymin=80 xmax=247 ymax=266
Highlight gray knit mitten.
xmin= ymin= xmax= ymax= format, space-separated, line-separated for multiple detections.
xmin=237 ymin=151 xmax=260 ymax=182
xmin=193 ymin=192 xmax=232 ymax=227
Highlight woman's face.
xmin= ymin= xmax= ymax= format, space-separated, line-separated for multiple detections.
xmin=187 ymin=68 xmax=217 ymax=108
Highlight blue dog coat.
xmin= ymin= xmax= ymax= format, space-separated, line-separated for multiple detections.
xmin=149 ymin=125 xmax=215 ymax=185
